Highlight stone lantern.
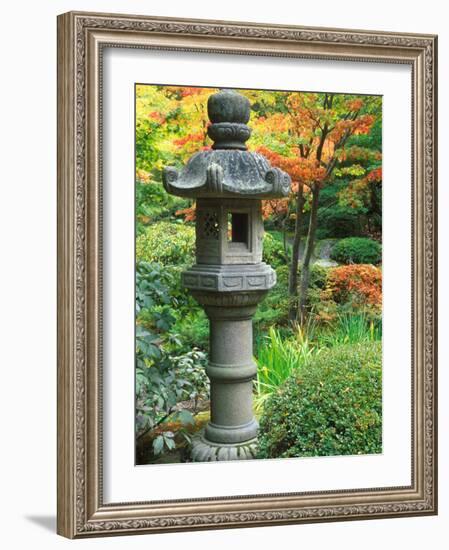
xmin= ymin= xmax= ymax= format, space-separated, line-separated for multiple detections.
xmin=163 ymin=89 xmax=291 ymax=461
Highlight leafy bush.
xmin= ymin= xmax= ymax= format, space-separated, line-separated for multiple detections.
xmin=136 ymin=261 xmax=207 ymax=354
xmin=136 ymin=262 xmax=178 ymax=363
xmin=136 ymin=348 xmax=209 ymax=455
xmin=308 ymin=263 xmax=328 ymax=289
xmin=316 ymin=204 xmax=364 ymax=239
xmin=136 ymin=221 xmax=195 ymax=265
xmin=135 ymin=262 xmax=179 ymax=428
xmin=330 ymin=237 xmax=381 ymax=265
xmin=263 ymin=232 xmax=288 ymax=267
xmin=254 ymin=265 xmax=290 ymax=330
xmin=136 ymin=181 xmax=189 ymax=233
xmin=257 ymin=341 xmax=382 ymax=458
xmin=327 ymin=264 xmax=382 ymax=308
xmin=136 ymin=262 xmax=177 ymax=314
xmin=255 ymin=262 xmax=330 ymax=331
xmin=135 ymin=261 xmax=209 ymax=455
xmin=291 ymin=263 xmax=329 ymax=318
xmin=171 ymin=310 xmax=209 ymax=352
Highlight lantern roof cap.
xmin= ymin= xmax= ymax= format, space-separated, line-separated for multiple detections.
xmin=163 ymin=89 xmax=291 ymax=199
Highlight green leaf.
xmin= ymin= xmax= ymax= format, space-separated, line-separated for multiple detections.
xmin=163 ymin=434 xmax=176 ymax=450
xmin=175 ymin=410 xmax=195 ymax=426
xmin=152 ymin=435 xmax=164 ymax=455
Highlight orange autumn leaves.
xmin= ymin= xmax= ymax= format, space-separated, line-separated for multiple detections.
xmin=136 ymin=87 xmax=380 ymax=226
xmin=328 ymin=264 xmax=382 ymax=309
xmin=147 ymin=111 xmax=166 ymax=124
xmin=283 ymin=93 xmax=375 ymax=145
xmin=256 ymin=145 xmax=328 ymax=219
xmin=252 ymin=93 xmax=377 ymax=220
xmin=256 ymin=146 xmax=326 ymax=187
xmin=339 ymin=167 xmax=382 ymax=209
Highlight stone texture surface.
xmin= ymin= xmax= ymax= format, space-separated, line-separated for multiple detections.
xmin=207 ymin=89 xmax=251 ymax=125
xmin=193 ymin=306 xmax=259 ymax=450
xmin=194 ymin=199 xmax=264 ymax=265
xmin=162 ymin=89 xmax=291 ymax=199
xmin=191 ymin=433 xmax=258 ymax=462
xmin=182 ymin=263 xmax=276 ymax=293
xmin=163 ymin=150 xmax=291 ymax=199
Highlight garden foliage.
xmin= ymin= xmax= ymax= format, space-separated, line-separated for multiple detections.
xmin=135 ymin=261 xmax=209 ymax=454
xmin=257 ymin=341 xmax=382 ymax=458
xmin=136 ymin=221 xmax=195 ymax=265
xmin=134 ymin=84 xmax=383 ymax=463
xmin=327 ymin=264 xmax=382 ymax=308
xmin=262 ymin=232 xmax=289 ymax=267
xmin=330 ymin=237 xmax=381 ymax=265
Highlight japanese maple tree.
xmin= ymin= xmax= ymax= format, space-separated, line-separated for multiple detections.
xmin=254 ymin=91 xmax=380 ymax=321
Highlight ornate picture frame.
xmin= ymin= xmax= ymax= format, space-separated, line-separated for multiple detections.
xmin=57 ymin=11 xmax=437 ymax=538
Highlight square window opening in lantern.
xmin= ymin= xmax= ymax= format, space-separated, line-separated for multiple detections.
xmin=227 ymin=212 xmax=249 ymax=248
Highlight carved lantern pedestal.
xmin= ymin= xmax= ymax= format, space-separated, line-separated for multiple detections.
xmin=163 ymin=89 xmax=291 ymax=461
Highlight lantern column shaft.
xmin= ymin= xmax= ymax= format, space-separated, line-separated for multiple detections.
xmin=205 ymin=308 xmax=258 ymax=445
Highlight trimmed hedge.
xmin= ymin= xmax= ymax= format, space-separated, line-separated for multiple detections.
xmin=330 ymin=237 xmax=381 ymax=265
xmin=257 ymin=341 xmax=382 ymax=458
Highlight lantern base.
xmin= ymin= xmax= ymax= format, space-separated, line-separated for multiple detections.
xmin=191 ymin=433 xmax=258 ymax=462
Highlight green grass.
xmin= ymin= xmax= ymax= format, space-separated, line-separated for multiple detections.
xmin=254 ymin=324 xmax=319 ymax=413
xmin=316 ymin=311 xmax=382 ymax=348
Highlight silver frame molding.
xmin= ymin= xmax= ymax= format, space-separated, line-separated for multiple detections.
xmin=57 ymin=11 xmax=438 ymax=538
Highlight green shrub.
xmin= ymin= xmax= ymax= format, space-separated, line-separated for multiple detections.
xmin=136 ymin=221 xmax=195 ymax=265
xmin=135 ymin=262 xmax=178 ymax=363
xmin=136 ymin=181 xmax=190 ymax=232
xmin=316 ymin=204 xmax=363 ymax=239
xmin=254 ymin=265 xmax=290 ymax=330
xmin=308 ymin=263 xmax=328 ymax=289
xmin=135 ymin=260 xmax=210 ymax=455
xmin=171 ymin=310 xmax=209 ymax=352
xmin=263 ymin=232 xmax=288 ymax=267
xmin=330 ymin=237 xmax=381 ymax=265
xmin=255 ymin=262 xmax=330 ymax=330
xmin=136 ymin=347 xmax=209 ymax=455
xmin=257 ymin=341 xmax=382 ymax=458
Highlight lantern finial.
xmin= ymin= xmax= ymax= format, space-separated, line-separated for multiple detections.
xmin=207 ymin=89 xmax=251 ymax=150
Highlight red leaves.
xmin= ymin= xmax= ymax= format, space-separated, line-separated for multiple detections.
xmin=329 ymin=115 xmax=375 ymax=144
xmin=338 ymin=146 xmax=381 ymax=164
xmin=261 ymin=199 xmax=289 ymax=220
xmin=176 ymin=205 xmax=196 ymax=222
xmin=173 ymin=132 xmax=205 ymax=148
xmin=352 ymin=114 xmax=375 ymax=136
xmin=328 ymin=264 xmax=382 ymax=308
xmin=346 ymin=98 xmax=364 ymax=111
xmin=256 ymin=146 xmax=325 ymax=187
xmin=179 ymin=87 xmax=206 ymax=97
xmin=367 ymin=167 xmax=382 ymax=182
xmin=339 ymin=166 xmax=382 ymax=209
xmin=148 ymin=111 xmax=166 ymax=124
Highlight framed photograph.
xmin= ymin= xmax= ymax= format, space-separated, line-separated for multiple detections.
xmin=57 ymin=11 xmax=438 ymax=538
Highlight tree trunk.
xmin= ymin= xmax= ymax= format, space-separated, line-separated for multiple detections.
xmin=288 ymin=185 xmax=305 ymax=321
xmin=298 ymin=186 xmax=320 ymax=324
